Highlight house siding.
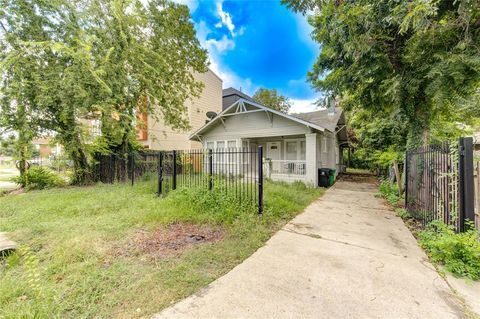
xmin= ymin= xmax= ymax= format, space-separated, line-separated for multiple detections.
xmin=143 ymin=69 xmax=222 ymax=150
xmin=202 ymin=111 xmax=312 ymax=141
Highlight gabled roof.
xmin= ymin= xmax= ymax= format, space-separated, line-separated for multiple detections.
xmin=190 ymin=98 xmax=332 ymax=141
xmin=291 ymin=108 xmax=344 ymax=133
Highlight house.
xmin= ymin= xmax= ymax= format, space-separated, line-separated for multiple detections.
xmin=222 ymin=87 xmax=255 ymax=110
xmin=138 ymin=68 xmax=223 ymax=150
xmin=32 ymin=137 xmax=62 ymax=158
xmin=189 ymin=97 xmax=348 ymax=187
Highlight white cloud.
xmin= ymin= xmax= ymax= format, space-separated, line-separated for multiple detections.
xmin=215 ymin=0 xmax=236 ymax=36
xmin=195 ymin=20 xmax=250 ymax=92
xmin=289 ymin=98 xmax=320 ymax=114
xmin=205 ymin=35 xmax=235 ymax=52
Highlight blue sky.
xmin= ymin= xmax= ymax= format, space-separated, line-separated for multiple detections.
xmin=175 ymin=0 xmax=321 ymax=113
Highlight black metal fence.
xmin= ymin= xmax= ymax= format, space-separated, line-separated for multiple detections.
xmin=92 ymin=147 xmax=265 ymax=214
xmin=405 ymin=137 xmax=475 ymax=232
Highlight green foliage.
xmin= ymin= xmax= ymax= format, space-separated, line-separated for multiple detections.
xmin=253 ymin=88 xmax=292 ymax=113
xmin=395 ymin=208 xmax=410 ymax=219
xmin=378 ymin=179 xmax=400 ymax=206
xmin=0 ymin=0 xmax=208 ymax=183
xmin=420 ymin=220 xmax=480 ymax=280
xmin=13 ymin=167 xmax=65 ymax=190
xmin=0 ymin=180 xmax=323 ymax=317
xmin=284 ymin=0 xmax=480 ymax=149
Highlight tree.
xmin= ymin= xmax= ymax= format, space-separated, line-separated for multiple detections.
xmin=0 ymin=0 xmax=49 ymax=175
xmin=283 ymin=0 xmax=480 ymax=148
xmin=253 ymin=88 xmax=292 ymax=113
xmin=0 ymin=0 xmax=208 ymax=183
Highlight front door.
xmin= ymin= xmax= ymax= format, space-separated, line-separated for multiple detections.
xmin=266 ymin=142 xmax=281 ymax=173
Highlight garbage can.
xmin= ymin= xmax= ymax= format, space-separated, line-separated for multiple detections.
xmin=318 ymin=168 xmax=330 ymax=187
xmin=329 ymin=169 xmax=336 ymax=186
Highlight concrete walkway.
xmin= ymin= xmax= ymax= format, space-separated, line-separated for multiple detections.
xmin=154 ymin=180 xmax=470 ymax=319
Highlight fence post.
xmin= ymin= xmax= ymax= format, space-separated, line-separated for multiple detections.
xmin=172 ymin=150 xmax=177 ymax=190
xmin=157 ymin=152 xmax=163 ymax=196
xmin=208 ymin=149 xmax=213 ymax=191
xmin=459 ymin=137 xmax=475 ymax=231
xmin=405 ymin=151 xmax=409 ymax=209
xmin=130 ymin=153 xmax=135 ymax=186
xmin=258 ymin=145 xmax=264 ymax=215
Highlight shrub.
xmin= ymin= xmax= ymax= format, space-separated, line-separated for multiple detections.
xmin=378 ymin=179 xmax=399 ymax=206
xmin=419 ymin=220 xmax=480 ymax=280
xmin=395 ymin=208 xmax=409 ymax=219
xmin=13 ymin=167 xmax=65 ymax=190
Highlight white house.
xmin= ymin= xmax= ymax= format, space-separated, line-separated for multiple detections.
xmin=189 ymin=97 xmax=348 ymax=187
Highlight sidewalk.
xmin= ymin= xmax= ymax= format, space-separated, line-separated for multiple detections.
xmin=154 ymin=180 xmax=470 ymax=318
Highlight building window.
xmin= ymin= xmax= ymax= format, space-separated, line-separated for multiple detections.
xmin=300 ymin=141 xmax=306 ymax=160
xmin=284 ymin=139 xmax=306 ymax=161
xmin=286 ymin=141 xmax=297 ymax=160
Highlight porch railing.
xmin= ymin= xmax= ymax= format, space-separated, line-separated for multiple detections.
xmin=264 ymin=160 xmax=306 ymax=176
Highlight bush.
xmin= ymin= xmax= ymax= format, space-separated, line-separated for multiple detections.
xmin=378 ymin=179 xmax=399 ymax=206
xmin=419 ymin=220 xmax=480 ymax=280
xmin=13 ymin=167 xmax=65 ymax=190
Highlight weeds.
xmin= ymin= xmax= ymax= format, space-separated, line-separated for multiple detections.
xmin=0 ymin=179 xmax=323 ymax=317
xmin=419 ymin=220 xmax=480 ymax=280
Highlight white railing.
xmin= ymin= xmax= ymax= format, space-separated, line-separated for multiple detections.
xmin=264 ymin=160 xmax=307 ymax=176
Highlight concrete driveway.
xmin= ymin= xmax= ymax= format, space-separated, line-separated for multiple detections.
xmin=154 ymin=180 xmax=470 ymax=319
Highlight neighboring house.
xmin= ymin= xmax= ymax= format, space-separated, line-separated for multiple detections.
xmin=139 ymin=68 xmax=223 ymax=150
xmin=222 ymin=87 xmax=255 ymax=110
xmin=32 ymin=138 xmax=62 ymax=158
xmin=189 ymin=97 xmax=348 ymax=187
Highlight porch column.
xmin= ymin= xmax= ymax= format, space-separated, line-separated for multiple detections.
xmin=305 ymin=133 xmax=318 ymax=186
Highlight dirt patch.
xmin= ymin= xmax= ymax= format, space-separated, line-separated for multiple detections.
xmin=110 ymin=223 xmax=226 ymax=261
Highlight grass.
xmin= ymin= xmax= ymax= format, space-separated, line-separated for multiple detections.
xmin=346 ymin=167 xmax=373 ymax=174
xmin=0 ymin=179 xmax=323 ymax=318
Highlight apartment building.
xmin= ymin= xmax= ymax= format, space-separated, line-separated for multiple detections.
xmin=138 ymin=68 xmax=223 ymax=150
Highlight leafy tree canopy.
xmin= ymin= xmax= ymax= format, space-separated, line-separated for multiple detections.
xmin=283 ymin=0 xmax=480 ymax=149
xmin=253 ymin=88 xmax=292 ymax=113
xmin=0 ymin=0 xmax=208 ymax=181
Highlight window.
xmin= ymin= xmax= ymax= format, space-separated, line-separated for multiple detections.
xmin=286 ymin=141 xmax=297 ymax=160
xmin=205 ymin=140 xmax=238 ymax=163
xmin=300 ymin=141 xmax=306 ymax=160
xmin=216 ymin=141 xmax=225 ymax=163
xmin=241 ymin=140 xmax=250 ymax=163
xmin=284 ymin=139 xmax=306 ymax=161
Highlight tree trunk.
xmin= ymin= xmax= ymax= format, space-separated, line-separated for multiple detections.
xmin=393 ymin=160 xmax=402 ymax=194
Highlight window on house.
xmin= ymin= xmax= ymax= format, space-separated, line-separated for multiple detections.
xmin=206 ymin=141 xmax=214 ymax=150
xmin=286 ymin=141 xmax=298 ymax=160
xmin=242 ymin=140 xmax=249 ymax=164
xmin=300 ymin=141 xmax=306 ymax=160
xmin=227 ymin=140 xmax=236 ymax=163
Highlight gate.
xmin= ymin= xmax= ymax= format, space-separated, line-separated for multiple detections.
xmin=405 ymin=137 xmax=475 ymax=232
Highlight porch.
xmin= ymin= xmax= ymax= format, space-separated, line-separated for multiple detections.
xmin=246 ymin=133 xmax=322 ymax=186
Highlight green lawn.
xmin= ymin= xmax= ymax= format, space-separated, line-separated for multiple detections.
xmin=0 ymin=179 xmax=323 ymax=318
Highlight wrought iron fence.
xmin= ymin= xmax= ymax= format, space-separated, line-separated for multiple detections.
xmin=405 ymin=137 xmax=475 ymax=232
xmin=92 ymin=147 xmax=265 ymax=214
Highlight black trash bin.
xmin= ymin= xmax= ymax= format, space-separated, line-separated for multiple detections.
xmin=318 ymin=168 xmax=331 ymax=187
